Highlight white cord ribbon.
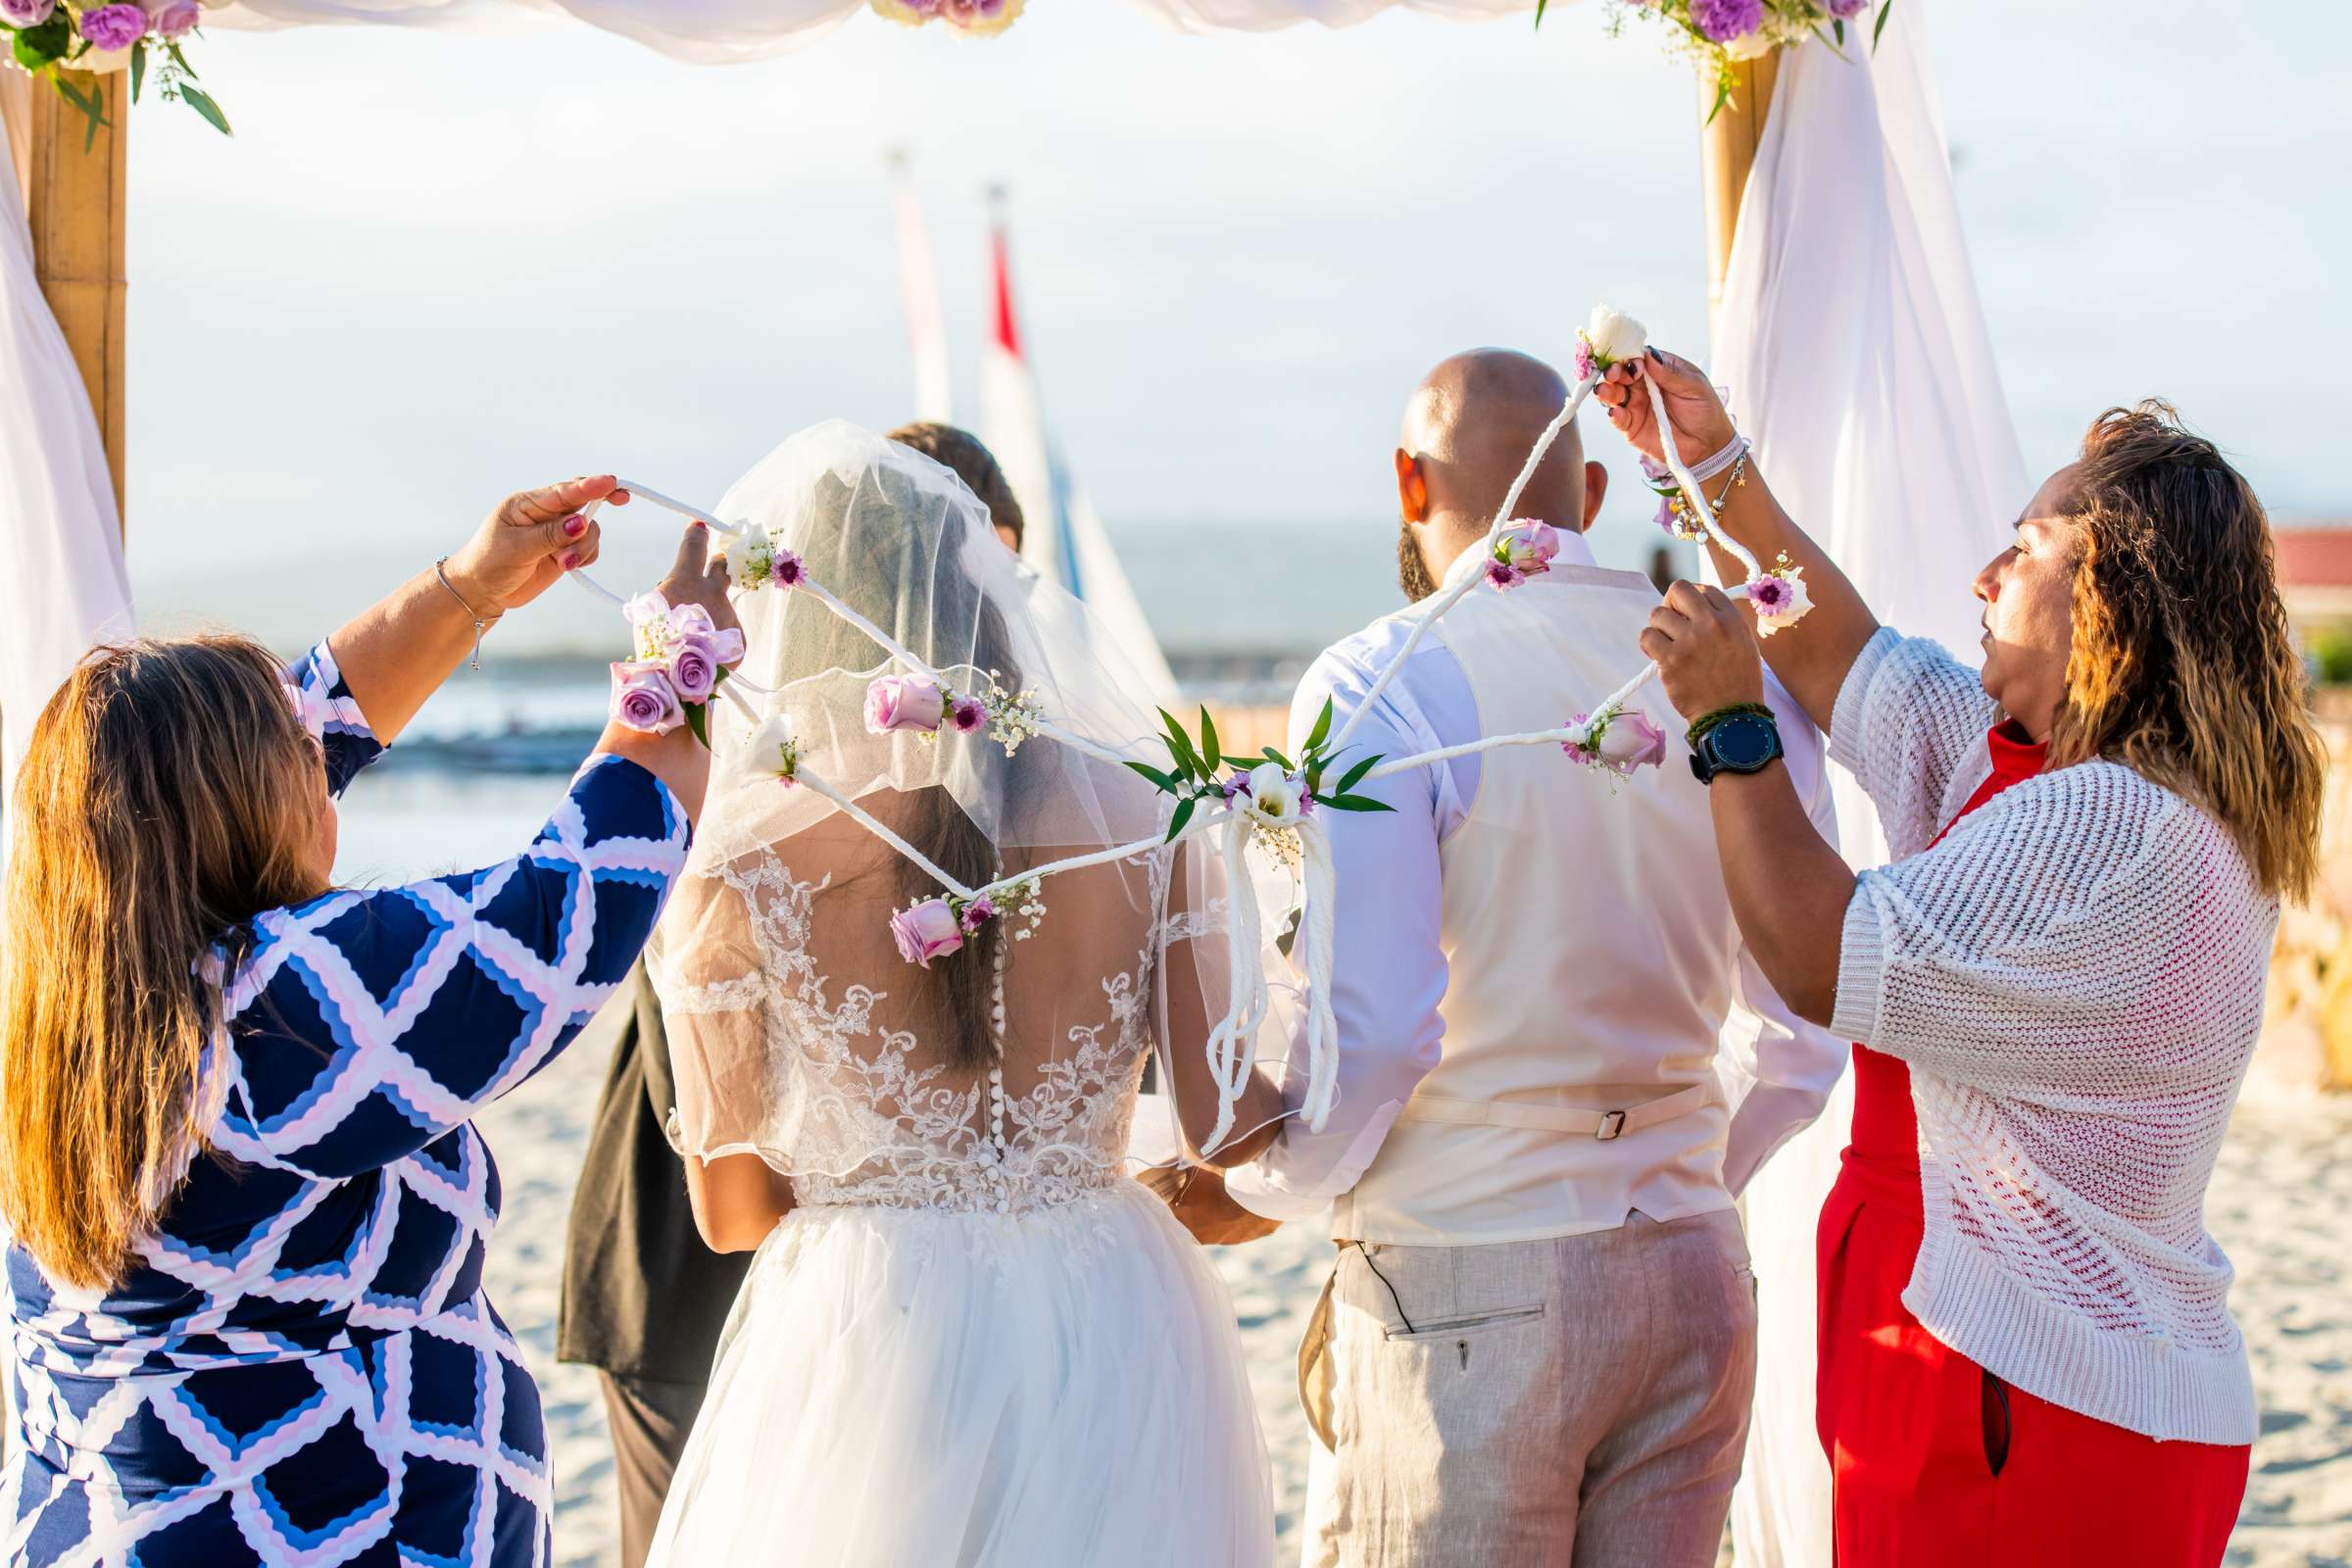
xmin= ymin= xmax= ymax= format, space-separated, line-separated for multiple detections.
xmin=564 ymin=319 xmax=1801 ymax=1158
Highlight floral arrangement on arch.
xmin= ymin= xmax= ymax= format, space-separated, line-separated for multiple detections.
xmin=1540 ymin=0 xmax=1894 ymax=122
xmin=2 ymin=0 xmax=228 ymax=142
xmin=867 ymin=0 xmax=1023 ymax=36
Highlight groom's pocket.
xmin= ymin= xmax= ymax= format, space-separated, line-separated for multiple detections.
xmin=1381 ymin=1304 xmax=1545 ymax=1346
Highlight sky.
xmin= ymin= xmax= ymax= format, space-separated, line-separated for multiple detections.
xmin=115 ymin=0 xmax=2352 ymax=656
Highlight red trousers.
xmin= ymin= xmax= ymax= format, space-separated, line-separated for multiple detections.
xmin=1815 ymin=1149 xmax=2249 ymax=1567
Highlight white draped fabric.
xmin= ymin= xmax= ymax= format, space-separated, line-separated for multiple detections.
xmin=0 ymin=111 xmax=134 ymax=844
xmin=208 ymin=0 xmax=1537 ymax=60
xmin=1715 ymin=6 xmax=2025 ymax=1564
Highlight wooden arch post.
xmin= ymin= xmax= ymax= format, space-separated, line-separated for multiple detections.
xmin=2 ymin=69 xmax=128 ymax=530
xmin=1698 ymin=50 xmax=1780 ymax=338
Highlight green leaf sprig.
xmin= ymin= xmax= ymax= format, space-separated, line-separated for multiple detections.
xmin=1125 ymin=701 xmax=1395 ymax=844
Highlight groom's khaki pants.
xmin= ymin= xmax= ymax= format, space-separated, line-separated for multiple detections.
xmin=1298 ymin=1209 xmax=1757 ymax=1568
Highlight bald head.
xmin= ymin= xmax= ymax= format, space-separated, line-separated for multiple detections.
xmin=1392 ymin=348 xmax=1605 ymax=600
xmin=1402 ymin=350 xmax=1585 ymax=526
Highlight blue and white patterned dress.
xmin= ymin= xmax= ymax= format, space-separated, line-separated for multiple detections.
xmin=3 ymin=643 xmax=690 ymax=1568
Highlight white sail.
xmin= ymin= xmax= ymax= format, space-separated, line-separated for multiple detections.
xmin=979 ymin=205 xmax=1181 ymax=707
xmin=888 ymin=151 xmax=955 ymax=425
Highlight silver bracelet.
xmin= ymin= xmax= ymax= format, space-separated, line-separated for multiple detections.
xmin=434 ymin=558 xmax=500 ymax=672
xmin=1686 ymin=432 xmax=1751 ymax=485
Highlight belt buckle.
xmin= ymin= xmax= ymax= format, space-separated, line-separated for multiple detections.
xmin=1595 ymin=1109 xmax=1628 ymax=1142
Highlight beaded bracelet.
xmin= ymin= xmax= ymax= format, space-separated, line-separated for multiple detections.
xmin=1686 ymin=701 xmax=1775 ymax=751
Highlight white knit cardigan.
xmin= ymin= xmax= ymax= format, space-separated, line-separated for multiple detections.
xmin=1830 ymin=628 xmax=2270 ymax=1445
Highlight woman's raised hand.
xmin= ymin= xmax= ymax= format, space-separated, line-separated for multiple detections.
xmin=1593 ymin=347 xmax=1739 ymax=469
xmin=444 ymin=474 xmax=631 ymax=615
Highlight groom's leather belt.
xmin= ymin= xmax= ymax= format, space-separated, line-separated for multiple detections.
xmin=1396 ymin=1080 xmax=1721 ymax=1142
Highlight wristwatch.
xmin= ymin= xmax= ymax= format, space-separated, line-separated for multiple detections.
xmin=1690 ymin=710 xmax=1784 ymax=784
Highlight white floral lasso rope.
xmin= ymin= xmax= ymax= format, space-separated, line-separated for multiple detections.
xmin=561 ymin=307 xmax=1812 ymax=1152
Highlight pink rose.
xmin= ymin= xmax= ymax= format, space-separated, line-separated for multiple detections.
xmin=668 ymin=637 xmax=718 ymax=704
xmin=864 ymin=674 xmax=945 ymax=735
xmin=2 ymin=0 xmax=58 ymax=28
xmin=610 ymin=661 xmax=683 ymax=734
xmin=1496 ymin=520 xmax=1560 ymax=577
xmin=144 ymin=0 xmax=202 ymax=38
xmin=1597 ymin=710 xmax=1668 ymax=773
xmin=890 ymin=899 xmax=965 ymax=967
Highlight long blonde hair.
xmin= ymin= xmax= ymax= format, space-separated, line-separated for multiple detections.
xmin=1 ymin=637 xmax=327 ymax=1290
xmin=2050 ymin=402 xmax=2326 ymax=901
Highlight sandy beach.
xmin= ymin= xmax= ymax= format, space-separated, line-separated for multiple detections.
xmin=476 ymin=1017 xmax=2352 ymax=1567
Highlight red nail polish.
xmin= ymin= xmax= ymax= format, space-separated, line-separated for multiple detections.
xmin=561 ymin=552 xmax=581 ymax=569
xmin=563 ymin=514 xmax=587 ymax=537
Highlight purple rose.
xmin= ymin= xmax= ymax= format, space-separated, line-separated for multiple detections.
xmin=1689 ymin=0 xmax=1763 ymax=42
xmin=144 ymin=0 xmax=203 ymax=38
xmin=938 ymin=0 xmax=1005 ymax=21
xmin=76 ymin=3 xmax=149 ymax=50
xmin=2 ymin=0 xmax=59 ymax=28
xmin=1825 ymin=0 xmax=1870 ymax=16
xmin=667 ymin=602 xmax=718 ymax=640
xmin=948 ymin=695 xmax=988 ymax=734
xmin=864 ymin=674 xmax=945 ymax=735
xmin=890 ymin=899 xmax=965 ymax=967
xmin=668 ymin=636 xmax=718 ymax=704
xmin=610 ymin=661 xmax=683 ymax=735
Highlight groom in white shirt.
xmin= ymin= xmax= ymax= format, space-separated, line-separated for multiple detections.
xmin=1223 ymin=349 xmax=1842 ymax=1567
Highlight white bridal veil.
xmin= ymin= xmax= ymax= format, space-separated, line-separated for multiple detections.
xmin=647 ymin=422 xmax=1282 ymax=1188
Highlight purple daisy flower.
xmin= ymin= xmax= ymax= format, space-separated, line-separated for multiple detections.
xmin=958 ymin=895 xmax=997 ymax=932
xmin=771 ymin=548 xmax=806 ymax=588
xmin=1488 ymin=560 xmax=1527 ymax=591
xmin=1748 ymin=573 xmax=1794 ymax=614
xmin=948 ymin=695 xmax=988 ymax=734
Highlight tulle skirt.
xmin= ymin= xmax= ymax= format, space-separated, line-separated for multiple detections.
xmin=645 ymin=1180 xmax=1276 ymax=1567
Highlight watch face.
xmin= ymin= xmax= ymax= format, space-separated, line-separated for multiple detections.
xmin=1709 ymin=713 xmax=1780 ymax=772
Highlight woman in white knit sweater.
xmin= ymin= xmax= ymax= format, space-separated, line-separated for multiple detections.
xmin=1595 ymin=350 xmax=2325 ymax=1568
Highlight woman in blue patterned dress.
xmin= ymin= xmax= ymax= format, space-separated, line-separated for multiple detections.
xmin=0 ymin=477 xmax=733 ymax=1567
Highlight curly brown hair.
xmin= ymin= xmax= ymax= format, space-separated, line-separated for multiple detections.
xmin=2049 ymin=401 xmax=2325 ymax=900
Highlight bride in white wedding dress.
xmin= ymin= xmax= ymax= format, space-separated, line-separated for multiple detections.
xmin=641 ymin=423 xmax=1282 ymax=1566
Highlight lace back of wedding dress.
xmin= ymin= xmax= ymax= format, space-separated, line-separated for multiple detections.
xmin=655 ymin=779 xmax=1194 ymax=1215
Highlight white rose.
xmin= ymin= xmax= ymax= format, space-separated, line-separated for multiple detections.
xmin=1245 ymin=761 xmax=1300 ymax=823
xmin=78 ymin=44 xmax=135 ymax=74
xmin=1584 ymin=306 xmax=1648 ymax=367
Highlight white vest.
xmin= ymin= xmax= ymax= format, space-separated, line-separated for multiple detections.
xmin=1329 ymin=564 xmax=1756 ymax=1246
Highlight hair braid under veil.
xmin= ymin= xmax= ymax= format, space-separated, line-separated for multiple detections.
xmin=776 ymin=464 xmax=1025 ymax=1074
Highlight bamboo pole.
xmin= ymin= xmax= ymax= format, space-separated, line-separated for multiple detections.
xmin=1698 ymin=49 xmax=1780 ymax=336
xmin=2 ymin=69 xmax=128 ymax=531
